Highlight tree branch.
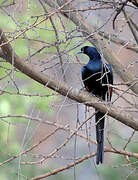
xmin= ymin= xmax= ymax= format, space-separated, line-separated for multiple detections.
xmin=55 ymin=0 xmax=138 ymax=94
xmin=0 ymin=48 xmax=6 ymax=59
xmin=98 ymin=31 xmax=138 ymax=53
xmin=0 ymin=28 xmax=138 ymax=131
xmin=45 ymin=0 xmax=138 ymax=53
xmin=30 ymin=147 xmax=138 ymax=180
xmin=123 ymin=10 xmax=138 ymax=44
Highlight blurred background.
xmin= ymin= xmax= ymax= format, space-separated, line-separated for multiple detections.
xmin=0 ymin=0 xmax=138 ymax=179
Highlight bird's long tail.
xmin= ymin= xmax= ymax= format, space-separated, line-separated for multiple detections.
xmin=95 ymin=110 xmax=105 ymax=165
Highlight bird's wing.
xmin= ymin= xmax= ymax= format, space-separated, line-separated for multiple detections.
xmin=81 ymin=66 xmax=87 ymax=80
xmin=81 ymin=66 xmax=91 ymax=92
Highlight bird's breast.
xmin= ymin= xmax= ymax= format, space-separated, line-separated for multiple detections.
xmin=81 ymin=62 xmax=108 ymax=96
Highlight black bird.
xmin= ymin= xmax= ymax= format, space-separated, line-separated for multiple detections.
xmin=79 ymin=46 xmax=113 ymax=165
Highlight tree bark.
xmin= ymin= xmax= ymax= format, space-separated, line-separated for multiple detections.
xmin=0 ymin=29 xmax=138 ymax=131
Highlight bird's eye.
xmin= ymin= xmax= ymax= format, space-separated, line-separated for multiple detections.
xmin=81 ymin=48 xmax=84 ymax=53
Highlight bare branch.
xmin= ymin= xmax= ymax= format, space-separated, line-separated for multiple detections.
xmin=56 ymin=0 xmax=138 ymax=94
xmin=98 ymin=31 xmax=138 ymax=53
xmin=30 ymin=147 xmax=138 ymax=180
xmin=30 ymin=153 xmax=96 ymax=180
xmin=0 ymin=29 xmax=138 ymax=130
xmin=123 ymin=10 xmax=138 ymax=44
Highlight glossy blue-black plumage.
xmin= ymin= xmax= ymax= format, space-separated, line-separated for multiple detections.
xmin=80 ymin=46 xmax=113 ymax=164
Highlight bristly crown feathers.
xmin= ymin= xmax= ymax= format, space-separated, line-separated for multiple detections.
xmin=81 ymin=46 xmax=101 ymax=60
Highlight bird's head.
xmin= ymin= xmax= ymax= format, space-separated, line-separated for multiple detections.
xmin=79 ymin=46 xmax=101 ymax=59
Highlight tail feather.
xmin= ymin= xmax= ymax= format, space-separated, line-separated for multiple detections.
xmin=95 ymin=110 xmax=105 ymax=165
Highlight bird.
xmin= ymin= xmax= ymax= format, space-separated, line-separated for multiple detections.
xmin=78 ymin=46 xmax=113 ymax=165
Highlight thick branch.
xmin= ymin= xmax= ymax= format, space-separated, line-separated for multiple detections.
xmin=98 ymin=31 xmax=138 ymax=53
xmin=46 ymin=0 xmax=138 ymax=53
xmin=0 ymin=29 xmax=138 ymax=131
xmin=56 ymin=0 xmax=138 ymax=94
xmin=123 ymin=10 xmax=138 ymax=44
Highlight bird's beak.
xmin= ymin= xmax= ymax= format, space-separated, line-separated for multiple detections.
xmin=77 ymin=51 xmax=82 ymax=54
